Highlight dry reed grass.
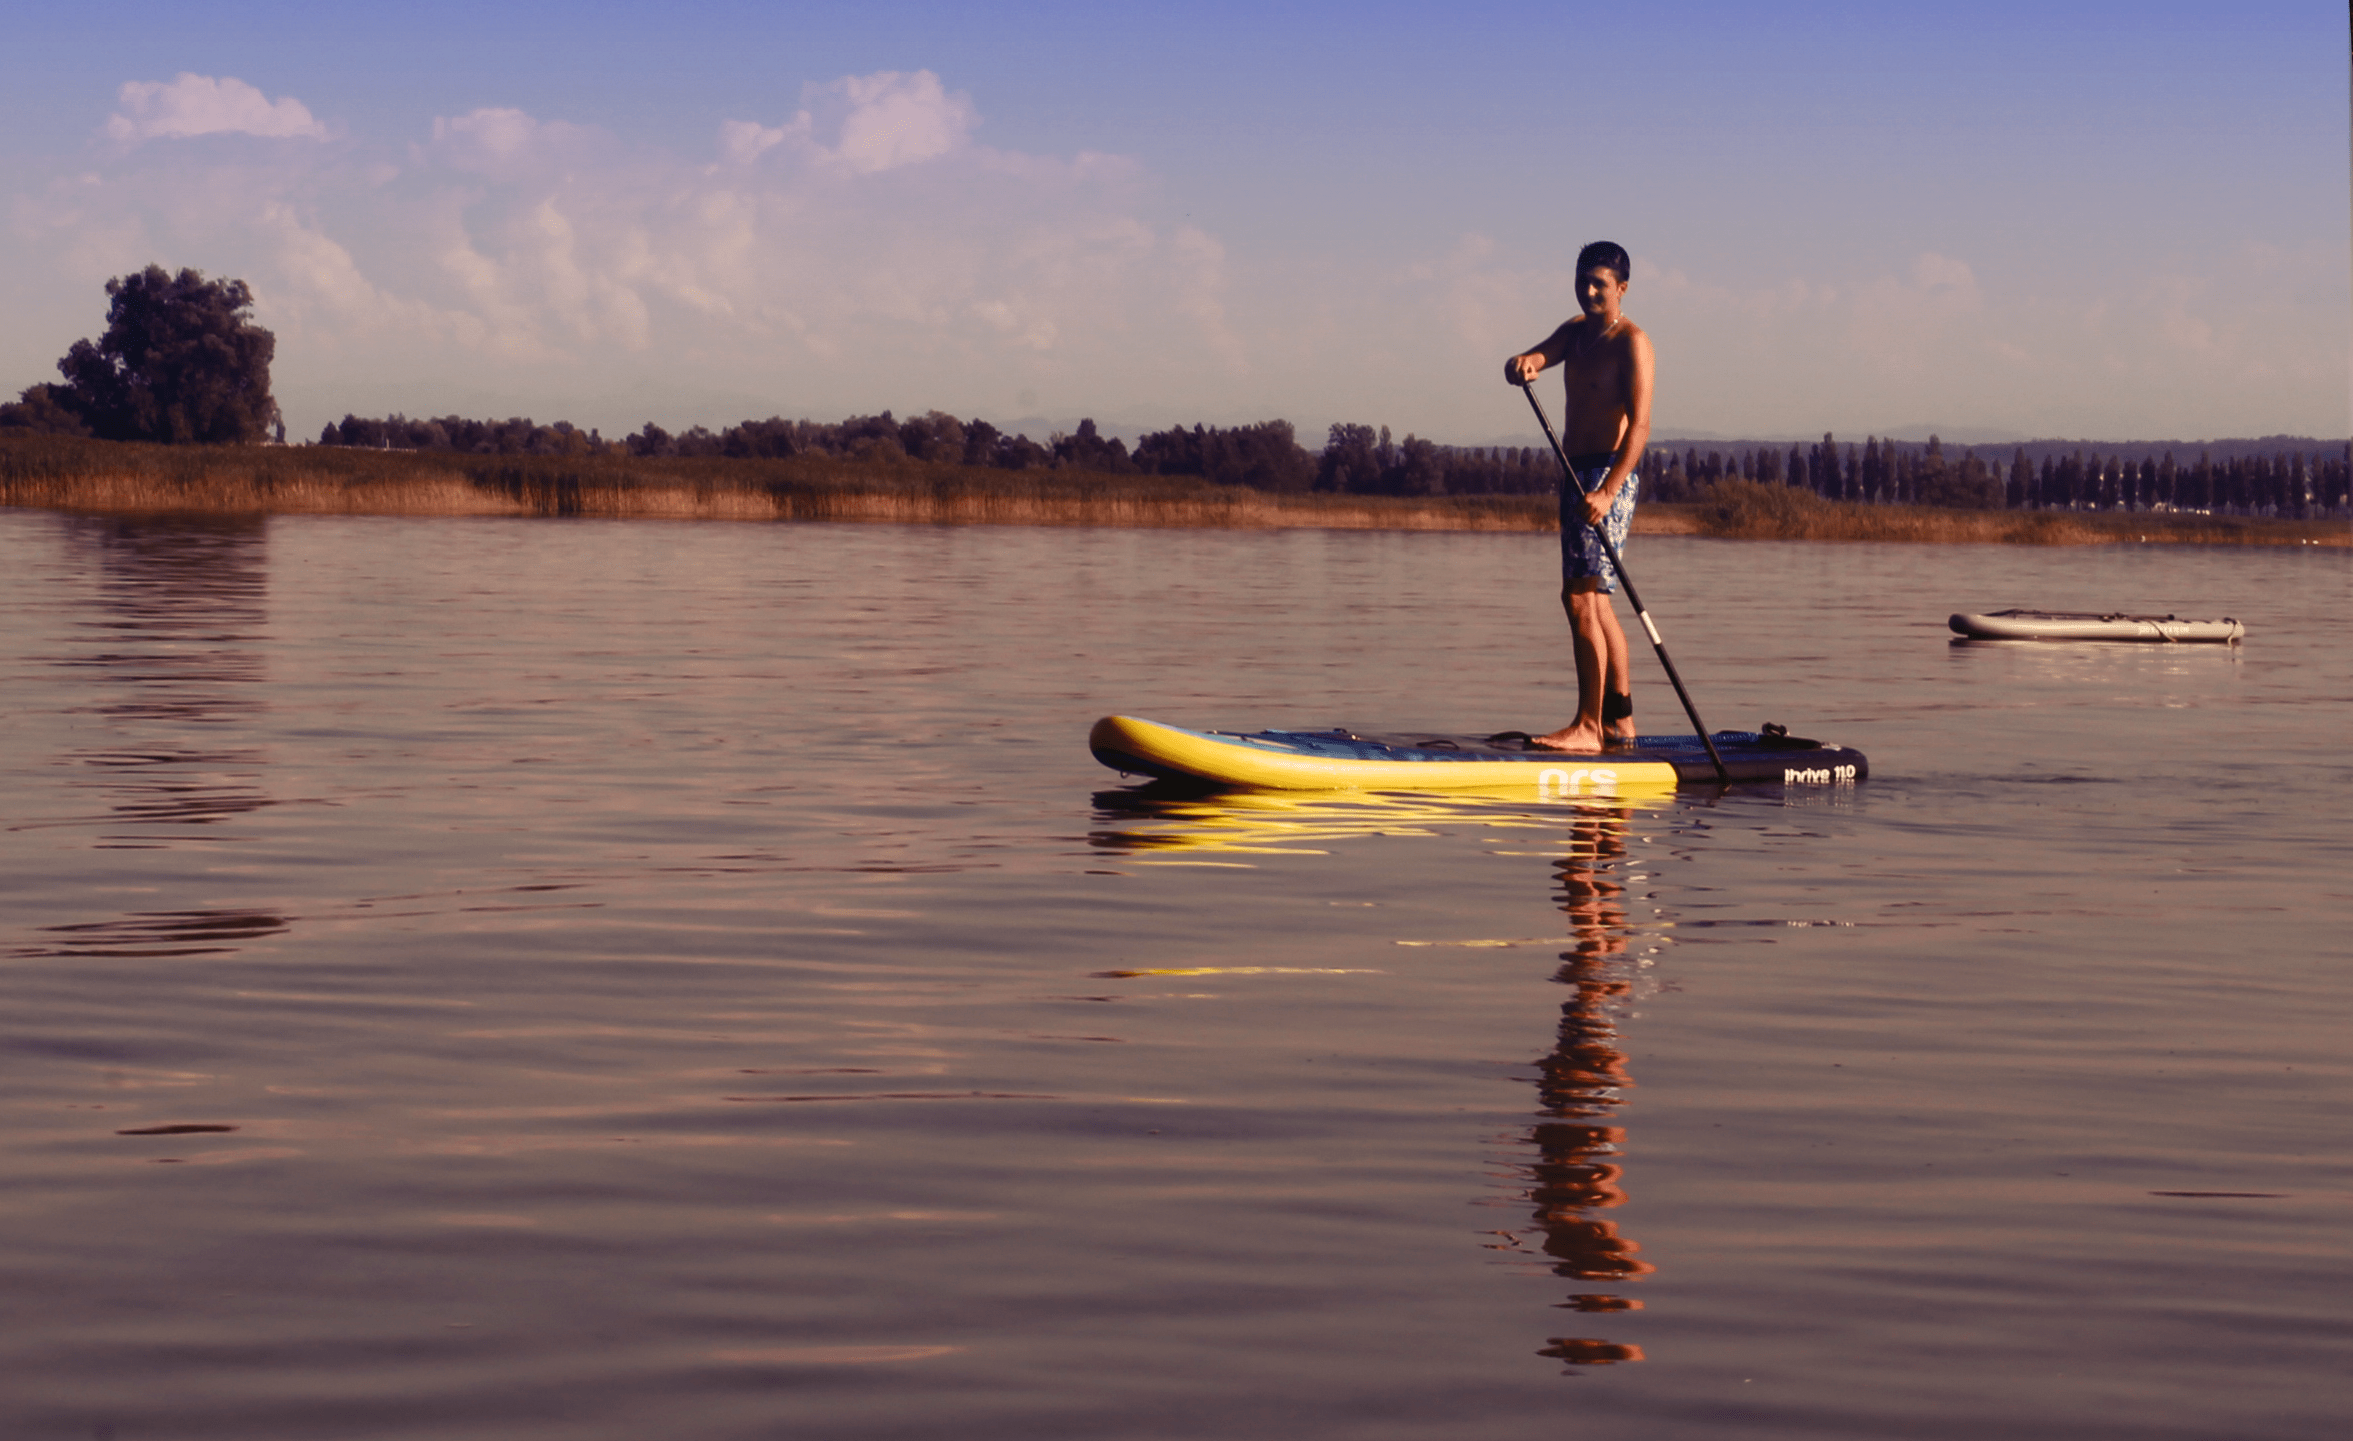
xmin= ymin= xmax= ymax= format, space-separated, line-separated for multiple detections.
xmin=4 ymin=436 xmax=2340 ymax=545
xmin=0 ymin=435 xmax=1553 ymax=532
xmin=1683 ymin=479 xmax=2347 ymax=547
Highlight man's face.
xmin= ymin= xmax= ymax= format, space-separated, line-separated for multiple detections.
xmin=1577 ymin=266 xmax=1626 ymax=316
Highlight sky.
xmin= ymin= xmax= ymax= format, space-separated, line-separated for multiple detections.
xmin=2 ymin=1 xmax=2346 ymax=446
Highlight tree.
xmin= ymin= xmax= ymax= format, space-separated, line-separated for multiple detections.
xmin=961 ymin=419 xmax=1002 ymax=467
xmin=1132 ymin=420 xmax=1311 ymax=490
xmin=1316 ymin=424 xmax=1384 ymax=493
xmin=1918 ymin=447 xmax=2000 ymax=509
xmin=0 ymin=383 xmax=93 ymax=436
xmin=1051 ymin=418 xmax=1136 ymax=474
xmin=898 ymin=410 xmax=966 ymax=464
xmin=40 ymin=265 xmax=279 ymax=443
xmin=724 ymin=417 xmax=799 ymax=459
xmin=1392 ymin=435 xmax=1444 ymax=496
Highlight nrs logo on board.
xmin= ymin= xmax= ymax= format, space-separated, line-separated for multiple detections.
xmin=1537 ymin=767 xmax=1617 ymax=800
xmin=1784 ymin=764 xmax=1858 ymax=785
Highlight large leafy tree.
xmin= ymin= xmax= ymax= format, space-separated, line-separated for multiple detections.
xmin=13 ymin=265 xmax=279 ymax=443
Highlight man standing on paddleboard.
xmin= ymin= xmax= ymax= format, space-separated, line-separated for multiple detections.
xmin=1504 ymin=241 xmax=1654 ymax=753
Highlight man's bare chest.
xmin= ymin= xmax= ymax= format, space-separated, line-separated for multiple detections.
xmin=1558 ymin=353 xmax=1629 ymax=411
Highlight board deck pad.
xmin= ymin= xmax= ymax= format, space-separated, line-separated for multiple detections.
xmin=1089 ymin=715 xmax=1867 ymax=793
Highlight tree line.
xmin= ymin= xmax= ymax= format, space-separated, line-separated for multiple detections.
xmin=8 ymin=267 xmax=2344 ymax=518
xmin=308 ymin=410 xmax=2350 ymax=518
xmin=309 ymin=410 xmax=1574 ymax=497
xmin=1644 ymin=434 xmax=2350 ymax=519
xmin=313 ymin=409 xmax=1331 ymax=484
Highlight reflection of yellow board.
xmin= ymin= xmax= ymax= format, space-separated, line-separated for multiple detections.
xmin=1089 ymin=784 xmax=1653 ymax=862
xmin=1089 ymin=715 xmax=1681 ymax=798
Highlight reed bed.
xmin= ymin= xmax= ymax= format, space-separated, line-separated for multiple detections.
xmin=0 ymin=436 xmax=1553 ymax=532
xmin=769 ymin=484 xmax=1553 ymax=531
xmin=3 ymin=437 xmax=2339 ymax=545
xmin=1683 ymin=479 xmax=2347 ymax=547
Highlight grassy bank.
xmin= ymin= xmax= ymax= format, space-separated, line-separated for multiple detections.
xmin=0 ymin=435 xmax=1552 ymax=532
xmin=1673 ymin=479 xmax=2346 ymax=547
xmin=3 ymin=436 xmax=2341 ymax=545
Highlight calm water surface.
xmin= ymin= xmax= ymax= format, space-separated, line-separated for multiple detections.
xmin=1 ymin=510 xmax=2346 ymax=1440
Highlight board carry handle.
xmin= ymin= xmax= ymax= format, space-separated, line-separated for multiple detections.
xmin=1518 ymin=380 xmax=1729 ymax=783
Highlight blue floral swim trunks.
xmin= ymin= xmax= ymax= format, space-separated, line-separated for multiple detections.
xmin=1561 ymin=453 xmax=1638 ymax=594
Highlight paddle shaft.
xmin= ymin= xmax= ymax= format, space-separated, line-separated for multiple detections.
xmin=1519 ymin=381 xmax=1729 ymax=782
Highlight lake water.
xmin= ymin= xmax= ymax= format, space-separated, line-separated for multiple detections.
xmin=1 ymin=509 xmax=2345 ymax=1440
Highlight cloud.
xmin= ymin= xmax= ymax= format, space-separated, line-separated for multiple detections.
xmin=717 ymin=119 xmax=796 ymax=166
xmin=103 ymin=74 xmax=326 ymax=143
xmin=427 ymin=108 xmax=600 ymax=177
xmin=254 ymin=203 xmax=488 ymax=350
xmin=803 ymin=70 xmax=977 ymax=174
xmin=16 ymin=70 xmax=1252 ymax=429
xmin=714 ymin=69 xmax=977 ymax=175
xmin=26 ymin=71 xmax=2339 ymax=441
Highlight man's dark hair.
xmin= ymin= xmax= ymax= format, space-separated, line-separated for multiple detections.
xmin=1576 ymin=240 xmax=1631 ymax=282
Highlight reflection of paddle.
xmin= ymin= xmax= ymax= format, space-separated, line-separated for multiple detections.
xmin=1519 ymin=381 xmax=1728 ymax=783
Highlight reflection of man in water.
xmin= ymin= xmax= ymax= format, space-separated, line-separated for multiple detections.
xmin=1527 ymin=804 xmax=1651 ymax=1368
xmin=1504 ymin=241 xmax=1654 ymax=754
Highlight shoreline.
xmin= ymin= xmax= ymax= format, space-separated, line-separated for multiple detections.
xmin=2 ymin=438 xmax=2342 ymax=546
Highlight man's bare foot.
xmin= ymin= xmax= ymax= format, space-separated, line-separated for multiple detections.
xmin=1530 ymin=723 xmax=1606 ymax=753
xmin=1605 ymin=722 xmax=1638 ymax=746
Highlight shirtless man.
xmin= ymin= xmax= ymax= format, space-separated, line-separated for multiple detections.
xmin=1504 ymin=241 xmax=1654 ymax=753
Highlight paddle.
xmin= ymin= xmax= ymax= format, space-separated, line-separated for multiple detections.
xmin=1518 ymin=380 xmax=1729 ymax=783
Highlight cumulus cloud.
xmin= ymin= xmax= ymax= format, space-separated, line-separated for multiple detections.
xmin=426 ymin=108 xmax=600 ymax=177
xmin=36 ymin=69 xmax=2334 ymax=440
xmin=810 ymin=70 xmax=976 ymax=173
xmin=19 ymin=69 xmax=1252 ymax=428
xmin=714 ymin=69 xmax=976 ymax=174
xmin=717 ymin=119 xmax=795 ymax=166
xmin=255 ymin=203 xmax=488 ymax=349
xmin=103 ymin=74 xmax=326 ymax=143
